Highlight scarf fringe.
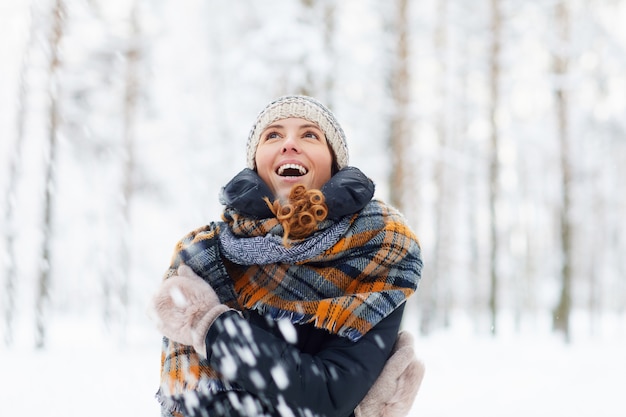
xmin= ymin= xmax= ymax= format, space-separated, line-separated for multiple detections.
xmin=251 ymin=304 xmax=369 ymax=342
xmin=156 ymin=388 xmax=183 ymax=415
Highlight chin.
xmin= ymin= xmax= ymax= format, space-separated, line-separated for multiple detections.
xmin=272 ymin=188 xmax=292 ymax=202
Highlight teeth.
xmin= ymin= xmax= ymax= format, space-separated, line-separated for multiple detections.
xmin=277 ymin=164 xmax=307 ymax=176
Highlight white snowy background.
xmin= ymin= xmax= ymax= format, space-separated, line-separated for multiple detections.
xmin=1 ymin=0 xmax=625 ymax=416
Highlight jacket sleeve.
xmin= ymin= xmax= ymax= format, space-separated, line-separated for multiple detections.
xmin=204 ymin=304 xmax=406 ymax=417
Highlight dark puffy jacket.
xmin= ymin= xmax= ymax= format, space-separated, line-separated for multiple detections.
xmin=178 ymin=304 xmax=405 ymax=417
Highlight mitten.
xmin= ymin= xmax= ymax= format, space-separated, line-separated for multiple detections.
xmin=354 ymin=331 xmax=425 ymax=417
xmin=152 ymin=264 xmax=231 ymax=358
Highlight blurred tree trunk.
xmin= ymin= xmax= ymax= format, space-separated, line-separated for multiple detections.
xmin=2 ymin=89 xmax=20 ymax=346
xmin=112 ymin=1 xmax=141 ymax=340
xmin=322 ymin=0 xmax=336 ymax=107
xmin=424 ymin=0 xmax=451 ymax=333
xmin=487 ymin=0 xmax=502 ymax=335
xmin=36 ymin=0 xmax=65 ymax=349
xmin=552 ymin=1 xmax=573 ymax=343
xmin=456 ymin=3 xmax=483 ymax=331
xmin=3 ymin=4 xmax=37 ymax=347
xmin=387 ymin=0 xmax=410 ymax=211
xmin=296 ymin=0 xmax=316 ymax=96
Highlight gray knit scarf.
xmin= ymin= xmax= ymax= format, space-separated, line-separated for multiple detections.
xmin=218 ymin=216 xmax=351 ymax=265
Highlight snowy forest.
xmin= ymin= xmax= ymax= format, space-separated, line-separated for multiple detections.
xmin=1 ymin=0 xmax=625 ymax=415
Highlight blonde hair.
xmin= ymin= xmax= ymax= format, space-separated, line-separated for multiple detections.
xmin=264 ymin=185 xmax=328 ymax=246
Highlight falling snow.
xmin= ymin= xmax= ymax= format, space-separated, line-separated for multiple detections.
xmin=2 ymin=1 xmax=626 ymax=416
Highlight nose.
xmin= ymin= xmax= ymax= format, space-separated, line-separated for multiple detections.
xmin=281 ymin=134 xmax=300 ymax=154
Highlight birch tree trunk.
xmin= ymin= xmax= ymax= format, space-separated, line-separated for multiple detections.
xmin=35 ymin=0 xmax=65 ymax=349
xmin=3 ymin=4 xmax=37 ymax=347
xmin=388 ymin=0 xmax=410 ymax=211
xmin=457 ymin=3 xmax=483 ymax=331
xmin=429 ymin=0 xmax=451 ymax=330
xmin=552 ymin=1 xmax=573 ymax=342
xmin=322 ymin=0 xmax=336 ymax=107
xmin=487 ymin=0 xmax=502 ymax=335
xmin=296 ymin=0 xmax=316 ymax=97
xmin=113 ymin=1 xmax=141 ymax=340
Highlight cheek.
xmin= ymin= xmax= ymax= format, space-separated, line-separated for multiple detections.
xmin=254 ymin=148 xmax=277 ymax=190
xmin=254 ymin=148 xmax=271 ymax=172
xmin=313 ymin=151 xmax=334 ymax=187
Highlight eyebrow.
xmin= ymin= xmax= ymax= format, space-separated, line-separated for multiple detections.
xmin=263 ymin=123 xmax=322 ymax=131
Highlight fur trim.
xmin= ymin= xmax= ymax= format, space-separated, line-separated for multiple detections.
xmin=354 ymin=331 xmax=425 ymax=417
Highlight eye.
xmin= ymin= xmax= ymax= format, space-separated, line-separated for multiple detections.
xmin=303 ymin=131 xmax=320 ymax=140
xmin=264 ymin=131 xmax=281 ymax=141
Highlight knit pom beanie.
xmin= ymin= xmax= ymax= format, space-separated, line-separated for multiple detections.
xmin=246 ymin=95 xmax=349 ymax=171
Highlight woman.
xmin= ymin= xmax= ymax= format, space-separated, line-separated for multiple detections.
xmin=152 ymin=95 xmax=424 ymax=417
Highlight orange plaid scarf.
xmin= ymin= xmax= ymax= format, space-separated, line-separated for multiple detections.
xmin=157 ymin=199 xmax=422 ymax=413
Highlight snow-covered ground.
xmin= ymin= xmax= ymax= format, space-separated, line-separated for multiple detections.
xmin=2 ymin=312 xmax=624 ymax=417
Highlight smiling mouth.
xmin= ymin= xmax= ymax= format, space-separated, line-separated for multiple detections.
xmin=277 ymin=163 xmax=307 ymax=177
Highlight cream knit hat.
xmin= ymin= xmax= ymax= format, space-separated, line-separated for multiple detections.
xmin=246 ymin=95 xmax=349 ymax=171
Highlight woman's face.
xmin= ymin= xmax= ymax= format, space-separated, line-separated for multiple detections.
xmin=255 ymin=117 xmax=333 ymax=201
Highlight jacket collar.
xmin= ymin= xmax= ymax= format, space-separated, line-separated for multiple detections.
xmin=219 ymin=167 xmax=375 ymax=220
